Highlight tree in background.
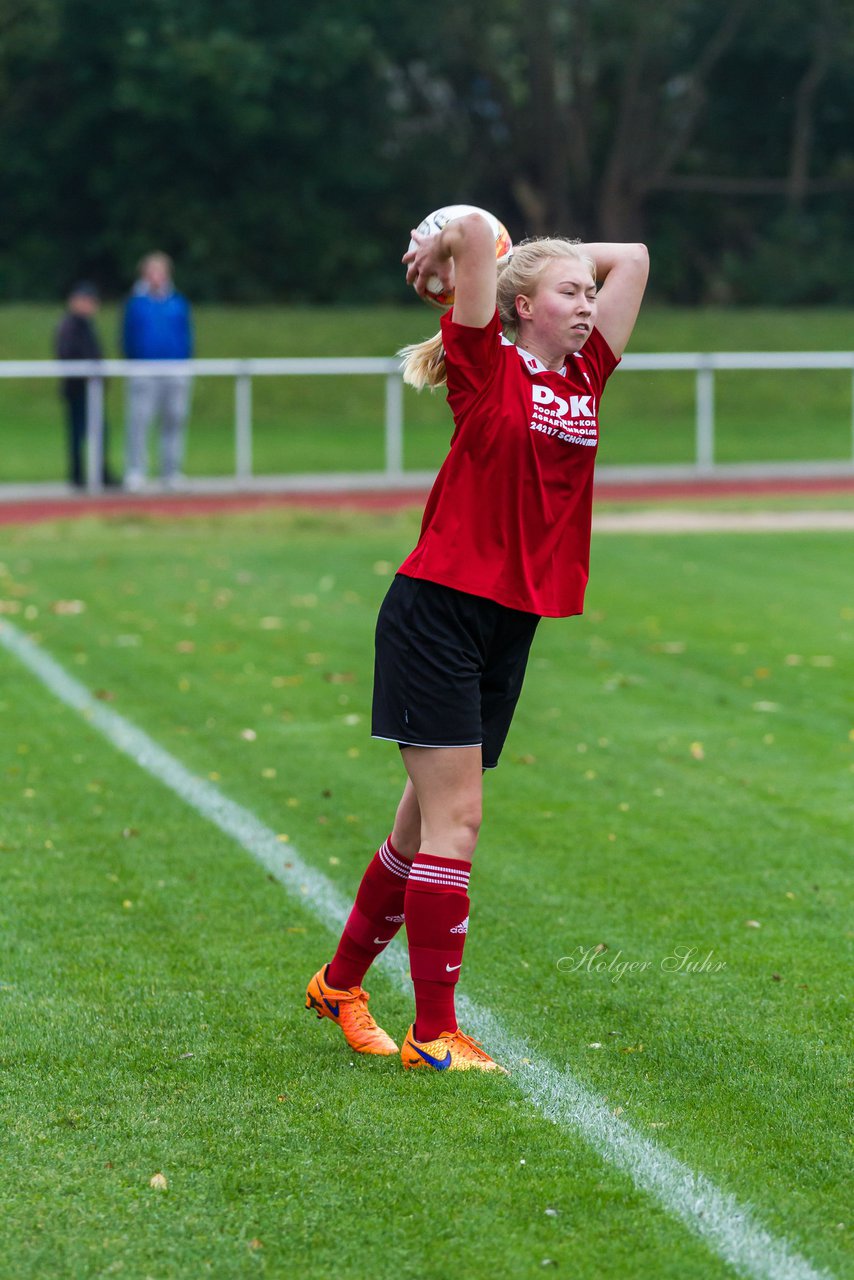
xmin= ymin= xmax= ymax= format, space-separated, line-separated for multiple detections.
xmin=0 ymin=0 xmax=852 ymax=304
xmin=395 ymin=0 xmax=854 ymax=301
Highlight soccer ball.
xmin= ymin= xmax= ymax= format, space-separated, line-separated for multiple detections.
xmin=409 ymin=205 xmax=512 ymax=308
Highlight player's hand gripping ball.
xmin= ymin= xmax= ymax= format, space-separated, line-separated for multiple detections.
xmin=409 ymin=205 xmax=512 ymax=308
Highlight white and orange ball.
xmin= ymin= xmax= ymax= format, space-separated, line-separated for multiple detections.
xmin=409 ymin=204 xmax=512 ymax=308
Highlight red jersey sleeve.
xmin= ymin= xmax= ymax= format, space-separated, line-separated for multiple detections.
xmin=439 ymin=308 xmax=502 ymax=420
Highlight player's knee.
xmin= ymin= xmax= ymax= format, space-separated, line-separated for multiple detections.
xmin=450 ymin=800 xmax=482 ymax=856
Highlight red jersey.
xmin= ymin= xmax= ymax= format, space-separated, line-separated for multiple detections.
xmin=398 ymin=309 xmax=619 ymax=618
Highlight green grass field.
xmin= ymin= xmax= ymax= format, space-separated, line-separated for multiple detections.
xmin=1 ymin=506 xmax=851 ymax=1279
xmin=1 ymin=304 xmax=853 ymax=482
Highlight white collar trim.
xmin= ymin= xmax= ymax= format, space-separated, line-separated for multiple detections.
xmin=502 ymin=334 xmax=567 ymax=377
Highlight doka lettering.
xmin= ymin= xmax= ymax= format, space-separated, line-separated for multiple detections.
xmin=532 ymin=385 xmax=596 ymax=419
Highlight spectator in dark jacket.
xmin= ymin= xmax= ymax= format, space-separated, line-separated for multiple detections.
xmin=121 ymin=251 xmax=193 ymax=491
xmin=54 ymin=282 xmax=116 ymax=488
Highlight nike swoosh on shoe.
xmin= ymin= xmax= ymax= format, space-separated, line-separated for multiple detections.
xmin=413 ymin=1043 xmax=452 ymax=1069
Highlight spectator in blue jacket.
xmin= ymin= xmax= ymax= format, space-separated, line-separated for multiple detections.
xmin=122 ymin=251 xmax=193 ymax=491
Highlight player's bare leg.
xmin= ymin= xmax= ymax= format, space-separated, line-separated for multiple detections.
xmin=400 ymin=745 xmax=482 ymax=861
xmin=398 ymin=746 xmax=506 ymax=1071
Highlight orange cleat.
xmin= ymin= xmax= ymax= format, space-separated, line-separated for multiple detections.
xmin=400 ymin=1025 xmax=509 ymax=1074
xmin=305 ymin=965 xmax=398 ymax=1056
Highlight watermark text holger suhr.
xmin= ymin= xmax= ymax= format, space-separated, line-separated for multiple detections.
xmin=557 ymin=944 xmax=727 ymax=984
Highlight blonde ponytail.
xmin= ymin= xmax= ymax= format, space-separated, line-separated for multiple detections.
xmin=397 ymin=330 xmax=447 ymax=390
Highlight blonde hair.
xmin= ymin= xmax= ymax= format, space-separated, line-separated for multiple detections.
xmin=398 ymin=237 xmax=595 ymax=390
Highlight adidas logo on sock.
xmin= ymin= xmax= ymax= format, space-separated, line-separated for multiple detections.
xmin=385 ymin=913 xmax=405 ymax=923
xmin=450 ymin=916 xmax=469 ymax=935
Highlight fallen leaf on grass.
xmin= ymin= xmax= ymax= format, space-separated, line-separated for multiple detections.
xmin=745 ymin=919 xmax=761 ymax=928
xmin=324 ymin=672 xmax=355 ymax=684
xmin=51 ymin=599 xmax=86 ymax=615
xmin=149 ymin=1173 xmax=168 ymax=1190
xmin=94 ymin=690 xmax=115 ymax=702
xmin=690 ymin=741 xmax=705 ymax=760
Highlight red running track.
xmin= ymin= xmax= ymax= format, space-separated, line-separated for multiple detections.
xmin=1 ymin=475 xmax=853 ymax=527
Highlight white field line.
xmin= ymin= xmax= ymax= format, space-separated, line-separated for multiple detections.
xmin=0 ymin=619 xmax=832 ymax=1280
xmin=593 ymin=509 xmax=854 ymax=533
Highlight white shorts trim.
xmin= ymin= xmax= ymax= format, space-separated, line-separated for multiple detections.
xmin=371 ymin=734 xmax=482 ymax=750
xmin=371 ymin=734 xmax=498 ymax=768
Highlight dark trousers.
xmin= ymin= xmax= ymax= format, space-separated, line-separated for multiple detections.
xmin=64 ymin=390 xmax=113 ymax=486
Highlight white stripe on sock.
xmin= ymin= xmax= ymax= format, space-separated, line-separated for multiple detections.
xmin=378 ymin=840 xmax=412 ymax=880
xmin=408 ymin=862 xmax=471 ymax=890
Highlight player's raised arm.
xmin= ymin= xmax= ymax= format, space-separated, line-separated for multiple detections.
xmin=582 ymin=242 xmax=649 ymax=358
xmin=403 ymin=212 xmax=498 ymax=329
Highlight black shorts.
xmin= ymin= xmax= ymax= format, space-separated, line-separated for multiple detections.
xmin=371 ymin=575 xmax=540 ymax=769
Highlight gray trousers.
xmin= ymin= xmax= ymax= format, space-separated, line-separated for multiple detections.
xmin=125 ymin=375 xmax=192 ymax=480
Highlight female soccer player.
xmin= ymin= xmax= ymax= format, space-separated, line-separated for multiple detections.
xmin=306 ymin=213 xmax=649 ymax=1071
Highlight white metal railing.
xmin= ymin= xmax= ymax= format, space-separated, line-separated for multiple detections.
xmin=1 ymin=352 xmax=853 ymax=492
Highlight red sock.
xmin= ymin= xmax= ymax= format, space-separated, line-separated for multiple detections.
xmin=404 ymin=854 xmax=471 ymax=1041
xmin=326 ymin=836 xmax=411 ymax=990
